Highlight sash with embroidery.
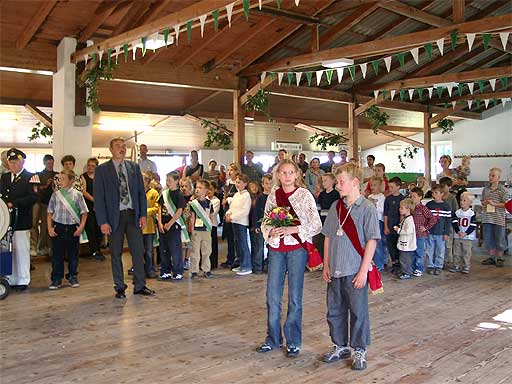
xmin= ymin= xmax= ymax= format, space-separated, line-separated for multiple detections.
xmin=55 ymin=189 xmax=88 ymax=244
xmin=189 ymin=199 xmax=213 ymax=232
xmin=162 ymin=189 xmax=190 ymax=243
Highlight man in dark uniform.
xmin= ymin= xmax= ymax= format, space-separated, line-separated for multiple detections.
xmin=0 ymin=148 xmax=39 ymax=290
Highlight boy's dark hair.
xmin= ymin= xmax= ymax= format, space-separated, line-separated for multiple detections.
xmin=209 ymin=181 xmax=218 ymax=190
xmin=375 ymin=163 xmax=385 ymax=171
xmin=366 ymin=155 xmax=375 ymax=161
xmin=411 ymin=187 xmax=424 ymax=197
xmin=262 ymin=173 xmax=273 ymax=182
xmin=61 ymin=154 xmax=76 ymax=166
xmin=196 ymin=179 xmax=210 ymax=189
xmin=439 ymin=176 xmax=453 ymax=187
xmin=430 ymin=184 xmax=442 ymax=193
xmin=87 ymin=157 xmax=99 ymax=166
xmin=166 ymin=171 xmax=180 ymax=181
xmin=43 ymin=154 xmax=54 ymax=163
xmin=236 ymin=173 xmax=250 ymax=184
xmin=389 ymin=176 xmax=402 ymax=186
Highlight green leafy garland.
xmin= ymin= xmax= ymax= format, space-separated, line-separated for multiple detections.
xmin=78 ymin=61 xmax=117 ymax=113
xmin=397 ymin=145 xmax=420 ymax=169
xmin=203 ymin=119 xmax=232 ymax=150
xmin=438 ymin=118 xmax=455 ymax=134
xmin=246 ymin=89 xmax=271 ymax=121
xmin=28 ymin=121 xmax=53 ymax=143
xmin=308 ymin=133 xmax=348 ymax=151
xmin=364 ymin=105 xmax=389 ymax=134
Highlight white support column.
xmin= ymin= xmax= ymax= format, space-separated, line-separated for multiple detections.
xmin=52 ymin=37 xmax=92 ymax=172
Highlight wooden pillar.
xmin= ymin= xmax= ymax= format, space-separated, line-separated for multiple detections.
xmin=310 ymin=24 xmax=319 ymax=52
xmin=452 ymin=0 xmax=465 ymax=23
xmin=347 ymin=103 xmax=358 ymax=161
xmin=233 ymin=89 xmax=245 ymax=164
xmin=424 ymin=111 xmax=432 ymax=182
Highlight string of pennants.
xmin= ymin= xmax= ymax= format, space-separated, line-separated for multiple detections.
xmin=83 ymin=0 xmax=301 ymax=65
xmin=259 ymin=31 xmax=511 ymax=87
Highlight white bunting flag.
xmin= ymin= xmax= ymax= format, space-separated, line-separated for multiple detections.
xmin=98 ymin=49 xmax=104 ymax=65
xmin=484 ymin=99 xmax=490 ymax=108
xmin=384 ymin=56 xmax=392 ymax=72
xmin=499 ymin=32 xmax=509 ymax=51
xmin=489 ymin=78 xmax=496 ymax=91
xmin=436 ymin=38 xmax=444 ymax=56
xmin=467 ymin=100 xmax=473 ymax=109
xmin=390 ymin=90 xmax=396 ymax=101
xmin=226 ymin=3 xmax=234 ymax=27
xmin=447 ymin=83 xmax=454 ymax=97
xmin=277 ymin=72 xmax=284 ymax=86
xmin=316 ymin=70 xmax=323 ymax=86
xmin=115 ymin=46 xmax=121 ymax=64
xmin=452 ymin=101 xmax=457 ymax=109
xmin=408 ymin=89 xmax=414 ymax=100
xmin=260 ymin=72 xmax=267 ymax=83
xmin=336 ymin=67 xmax=344 ymax=83
xmin=199 ymin=14 xmax=207 ymax=38
xmin=501 ymin=98 xmax=509 ymax=108
xmin=295 ymin=0 xmax=300 ymax=6
xmin=410 ymin=47 xmax=419 ymax=64
xmin=258 ymin=0 xmax=262 ymax=10
xmin=295 ymin=72 xmax=302 ymax=86
xmin=360 ymin=63 xmax=367 ymax=79
xmin=83 ymin=54 xmax=88 ymax=64
xmin=468 ymin=82 xmax=474 ymax=95
xmin=174 ymin=25 xmax=180 ymax=45
xmin=131 ymin=42 xmax=138 ymax=60
xmin=374 ymin=90 xmax=379 ymax=100
xmin=466 ymin=33 xmax=476 ymax=51
xmin=428 ymin=87 xmax=434 ymax=99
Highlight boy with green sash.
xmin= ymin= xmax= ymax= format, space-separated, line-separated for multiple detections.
xmin=158 ymin=171 xmax=187 ymax=281
xmin=188 ymin=179 xmax=214 ymax=279
xmin=47 ymin=170 xmax=88 ymax=289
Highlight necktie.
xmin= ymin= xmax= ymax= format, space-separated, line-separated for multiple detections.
xmin=118 ymin=163 xmax=130 ymax=205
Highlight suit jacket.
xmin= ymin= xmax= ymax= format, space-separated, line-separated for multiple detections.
xmin=93 ymin=159 xmax=147 ymax=232
xmin=0 ymin=170 xmax=39 ymax=230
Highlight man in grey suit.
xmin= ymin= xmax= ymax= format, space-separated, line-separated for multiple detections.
xmin=94 ymin=137 xmax=155 ymax=298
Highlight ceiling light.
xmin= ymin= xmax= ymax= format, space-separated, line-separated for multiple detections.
xmin=321 ymin=58 xmax=354 ymax=69
xmin=244 ymin=116 xmax=255 ymax=121
xmin=135 ymin=33 xmax=174 ymax=51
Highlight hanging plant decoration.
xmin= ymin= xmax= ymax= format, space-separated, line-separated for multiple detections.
xmin=363 ymin=105 xmax=389 ymax=134
xmin=203 ymin=119 xmax=232 ymax=150
xmin=308 ymin=133 xmax=348 ymax=151
xmin=28 ymin=120 xmax=53 ymax=143
xmin=78 ymin=61 xmax=117 ymax=113
xmin=438 ymin=118 xmax=455 ymax=134
xmin=397 ymin=145 xmax=420 ymax=169
xmin=246 ymin=89 xmax=271 ymax=121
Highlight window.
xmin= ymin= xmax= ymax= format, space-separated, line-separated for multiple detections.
xmin=431 ymin=141 xmax=452 ymax=180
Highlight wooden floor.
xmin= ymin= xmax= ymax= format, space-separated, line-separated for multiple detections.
xmin=1 ymin=242 xmax=511 ymax=384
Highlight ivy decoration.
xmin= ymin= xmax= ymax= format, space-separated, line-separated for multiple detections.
xmin=397 ymin=145 xmax=419 ymax=169
xmin=438 ymin=118 xmax=455 ymax=134
xmin=203 ymin=119 xmax=232 ymax=150
xmin=308 ymin=133 xmax=348 ymax=151
xmin=78 ymin=61 xmax=117 ymax=113
xmin=246 ymin=89 xmax=271 ymax=121
xmin=364 ymin=105 xmax=389 ymax=134
xmin=28 ymin=120 xmax=53 ymax=143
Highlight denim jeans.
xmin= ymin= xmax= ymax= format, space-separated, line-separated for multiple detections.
xmin=143 ymin=234 xmax=155 ymax=274
xmin=386 ymin=233 xmax=400 ymax=263
xmin=327 ymin=274 xmax=370 ymax=350
xmin=373 ymin=221 xmax=387 ymax=270
xmin=233 ymin=223 xmax=251 ymax=272
xmin=483 ymin=223 xmax=507 ymax=253
xmin=426 ymin=234 xmax=446 ymax=269
xmin=265 ymin=248 xmax=307 ymax=349
xmin=160 ymin=227 xmax=183 ymax=275
xmin=210 ymin=226 xmax=218 ymax=269
xmin=51 ymin=222 xmax=79 ymax=283
xmin=400 ymin=250 xmax=414 ymax=275
xmin=413 ymin=237 xmax=427 ymax=272
xmin=222 ymin=222 xmax=236 ymax=265
xmin=250 ymin=230 xmax=264 ymax=273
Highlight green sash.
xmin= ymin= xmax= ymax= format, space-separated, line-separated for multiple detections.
xmin=163 ymin=189 xmax=190 ymax=243
xmin=56 ymin=189 xmax=88 ymax=244
xmin=190 ymin=199 xmax=213 ymax=232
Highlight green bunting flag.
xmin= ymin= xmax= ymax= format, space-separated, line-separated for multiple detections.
xmin=397 ymin=52 xmax=405 ymax=67
xmin=450 ymin=31 xmax=458 ymax=51
xmin=123 ymin=43 xmax=129 ymax=62
xmin=482 ymin=33 xmax=491 ymax=49
xmin=92 ymin=53 xmax=98 ymax=65
xmin=276 ymin=0 xmax=281 ymax=10
xmin=458 ymin=83 xmax=463 ymax=95
xmin=424 ymin=43 xmax=433 ymax=60
xmin=306 ymin=72 xmax=313 ymax=86
xmin=187 ymin=21 xmax=192 ymax=43
xmin=163 ymin=28 xmax=169 ymax=46
xmin=493 ymin=99 xmax=497 ymax=107
xmin=399 ymin=89 xmax=405 ymax=101
xmin=141 ymin=37 xmax=147 ymax=56
xmin=476 ymin=99 xmax=481 ymax=109
xmin=478 ymin=80 xmax=485 ymax=93
xmin=212 ymin=9 xmax=219 ymax=31
xmin=107 ymin=48 xmax=112 ymax=67
xmin=437 ymin=86 xmax=444 ymax=98
xmin=243 ymin=0 xmax=250 ymax=21
xmin=269 ymin=72 xmax=275 ymax=81
xmin=287 ymin=72 xmax=293 ymax=86
xmin=418 ymin=87 xmax=424 ymax=100
xmin=372 ymin=60 xmax=380 ymax=75
xmin=325 ymin=69 xmax=333 ymax=85
xmin=501 ymin=77 xmax=508 ymax=90
xmin=348 ymin=65 xmax=355 ymax=81
xmin=382 ymin=89 xmax=387 ymax=100
xmin=444 ymin=102 xmax=448 ymax=109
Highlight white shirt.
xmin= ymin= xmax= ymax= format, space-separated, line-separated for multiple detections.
xmin=209 ymin=196 xmax=220 ymax=226
xmin=226 ymin=189 xmax=251 ymax=226
xmin=397 ymin=215 xmax=417 ymax=251
xmin=138 ymin=158 xmax=157 ymax=174
xmin=368 ymin=193 xmax=385 ymax=221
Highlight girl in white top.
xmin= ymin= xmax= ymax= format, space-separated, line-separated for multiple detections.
xmin=368 ymin=176 xmax=386 ymax=271
xmin=394 ymin=198 xmax=417 ymax=279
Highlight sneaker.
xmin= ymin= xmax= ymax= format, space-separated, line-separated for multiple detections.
xmin=172 ymin=273 xmax=183 ymax=281
xmin=127 ymin=267 xmax=134 ymax=275
xmin=286 ymin=346 xmax=300 ymax=358
xmin=158 ymin=273 xmax=173 ymax=281
xmin=434 ymin=268 xmax=441 ymax=275
xmin=256 ymin=343 xmax=274 ymax=353
xmin=426 ymin=268 xmax=434 ymax=275
xmin=183 ymin=259 xmax=190 ymax=270
xmin=322 ymin=345 xmax=351 ymax=363
xmin=412 ymin=270 xmax=422 ymax=277
xmin=236 ymin=270 xmax=252 ymax=276
xmin=146 ymin=271 xmax=158 ymax=279
xmin=220 ymin=262 xmax=232 ymax=269
xmin=352 ymin=349 xmax=367 ymax=370
xmin=231 ymin=266 xmax=240 ymax=272
xmin=496 ymin=259 xmax=504 ymax=267
xmin=399 ymin=274 xmax=411 ymax=280
xmin=481 ymin=257 xmax=496 ymax=265
xmin=204 ymin=271 xmax=213 ymax=278
xmin=450 ymin=266 xmax=461 ymax=273
xmin=190 ymin=272 xmax=198 ymax=279
xmin=68 ymin=278 xmax=80 ymax=288
xmin=48 ymin=282 xmax=61 ymax=290
xmin=462 ymin=267 xmax=470 ymax=274
xmin=93 ymin=251 xmax=105 ymax=261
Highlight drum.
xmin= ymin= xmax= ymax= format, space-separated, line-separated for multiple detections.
xmin=0 ymin=199 xmax=9 ymax=240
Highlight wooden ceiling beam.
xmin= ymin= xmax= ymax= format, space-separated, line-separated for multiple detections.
xmin=430 ymin=103 xmax=468 ymax=124
xmin=184 ymin=90 xmax=225 ymax=111
xmin=78 ymin=1 xmax=121 ymax=43
xmin=240 ymin=75 xmax=276 ymax=105
xmin=452 ymin=0 xmax=465 ymax=23
xmin=256 ymin=6 xmax=326 ymax=25
xmin=379 ymin=129 xmax=424 ymax=148
xmin=16 ymin=0 xmax=58 ymax=49
xmin=435 ymin=91 xmax=512 ymax=103
xmin=24 ymin=104 xmax=53 ymax=128
xmin=268 ymin=84 xmax=354 ymax=104
xmin=379 ymin=1 xmax=451 ymax=28
xmin=112 ymin=0 xmax=153 ymax=36
xmin=136 ymin=0 xmax=173 ymax=26
xmin=406 ymin=43 xmax=472 ymax=78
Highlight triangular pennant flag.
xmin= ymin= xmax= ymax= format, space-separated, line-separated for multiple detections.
xmin=372 ymin=60 xmax=380 ymax=76
xmin=286 ymin=72 xmax=293 ymax=86
xmin=436 ymin=38 xmax=444 ymax=55
xmin=397 ymin=52 xmax=405 ymax=67
xmin=500 ymin=77 xmax=508 ymax=90
xmin=276 ymin=0 xmax=281 ymax=9
xmin=484 ymin=99 xmax=490 ymax=108
xmin=174 ymin=25 xmax=180 ymax=45
xmin=468 ymin=82 xmax=474 ymax=95
xmin=428 ymin=87 xmax=434 ymax=98
xmin=399 ymin=89 xmax=405 ymax=101
xmin=186 ymin=20 xmax=192 ymax=43
xmin=316 ymin=70 xmax=323 ymax=86
xmin=418 ymin=87 xmax=424 ymax=100
xmin=336 ymin=67 xmax=344 ymax=83
xmin=269 ymin=72 xmax=275 ymax=81
xmin=114 ymin=45 xmax=121 ymax=64
xmin=482 ymin=33 xmax=491 ymax=49
xmin=325 ymin=69 xmax=333 ymax=84
xmin=466 ymin=33 xmax=476 ymax=51
xmin=295 ymin=0 xmax=300 ymax=5
xmin=501 ymin=98 xmax=508 ymax=107
xmin=452 ymin=101 xmax=457 ymax=109
xmin=131 ymin=41 xmax=137 ymax=60
xmin=476 ymin=99 xmax=481 ymax=109
xmin=444 ymin=102 xmax=449 ymax=109
xmin=123 ymin=43 xmax=129 ymax=62
xmin=277 ymin=72 xmax=284 ymax=85
xmin=107 ymin=48 xmax=112 ymax=67
xmin=390 ymin=90 xmax=396 ymax=101
xmin=226 ymin=3 xmax=234 ymax=27
xmin=437 ymin=86 xmax=444 ymax=98
xmin=450 ymin=31 xmax=458 ymax=51
xmin=408 ymin=89 xmax=414 ymax=100
xmin=348 ymin=65 xmax=355 ymax=81
xmin=478 ymin=80 xmax=485 ymax=93
xmin=499 ymin=32 xmax=509 ymax=50
xmin=467 ymin=100 xmax=473 ymax=109
xmin=458 ymin=83 xmax=463 ymax=95
xmin=384 ymin=56 xmax=392 ymax=72
xmin=410 ymin=47 xmax=419 ymax=64
xmin=493 ymin=99 xmax=497 ymax=107
xmin=306 ymin=72 xmax=313 ymax=86
xmin=424 ymin=43 xmax=433 ymax=60
xmin=295 ymin=72 xmax=302 ymax=86
xmin=374 ymin=90 xmax=379 ymax=100
xmin=83 ymin=54 xmax=88 ymax=64
xmin=243 ymin=0 xmax=250 ymax=21
xmin=92 ymin=52 xmax=97 ymax=63
xmin=141 ymin=37 xmax=147 ymax=56
xmin=447 ymin=83 xmax=454 ymax=97
xmin=150 ymin=32 xmax=158 ymax=52
xmin=212 ymin=10 xmax=219 ymax=32
xmin=382 ymin=89 xmax=387 ymax=100
xmin=258 ymin=0 xmax=262 ymax=10
xmin=163 ymin=29 xmax=169 ymax=46
xmin=98 ymin=49 xmax=104 ymax=67
xmin=359 ymin=63 xmax=367 ymax=79
xmin=489 ymin=78 xmax=496 ymax=91
xmin=199 ymin=14 xmax=207 ymax=38
xmin=260 ymin=72 xmax=267 ymax=83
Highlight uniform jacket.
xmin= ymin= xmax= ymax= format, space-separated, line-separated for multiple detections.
xmin=0 ymin=169 xmax=39 ymax=230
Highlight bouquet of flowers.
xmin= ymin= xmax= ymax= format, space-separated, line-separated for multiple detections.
xmin=262 ymin=207 xmax=299 ymax=228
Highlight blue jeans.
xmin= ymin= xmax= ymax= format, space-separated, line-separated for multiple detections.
xmin=250 ymin=230 xmax=264 ymax=273
xmin=483 ymin=223 xmax=507 ymax=253
xmin=413 ymin=237 xmax=427 ymax=272
xmin=51 ymin=222 xmax=79 ymax=283
xmin=373 ymin=221 xmax=387 ymax=270
xmin=400 ymin=250 xmax=414 ymax=275
xmin=386 ymin=233 xmax=400 ymax=263
xmin=233 ymin=223 xmax=251 ymax=272
xmin=265 ymin=248 xmax=307 ymax=349
xmin=223 ymin=222 xmax=236 ymax=265
xmin=160 ymin=227 xmax=183 ymax=275
xmin=327 ymin=274 xmax=370 ymax=350
xmin=426 ymin=234 xmax=446 ymax=269
xmin=143 ymin=234 xmax=155 ymax=274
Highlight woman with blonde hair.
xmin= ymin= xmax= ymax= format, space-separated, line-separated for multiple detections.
xmin=220 ymin=163 xmax=242 ymax=268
